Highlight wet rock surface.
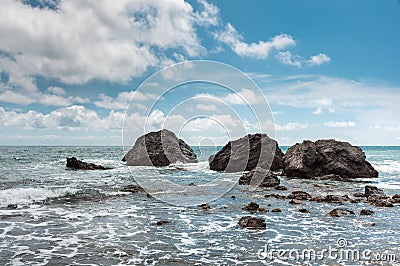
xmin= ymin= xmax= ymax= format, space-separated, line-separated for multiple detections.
xmin=238 ymin=216 xmax=266 ymax=229
xmin=328 ymin=208 xmax=355 ymax=217
xmin=66 ymin=157 xmax=112 ymax=170
xmin=239 ymin=167 xmax=280 ymax=187
xmin=123 ymin=129 xmax=197 ymax=167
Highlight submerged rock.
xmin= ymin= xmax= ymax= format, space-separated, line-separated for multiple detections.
xmin=328 ymin=208 xmax=355 ymax=217
xmin=239 ymin=167 xmax=280 ymax=187
xmin=66 ymin=157 xmax=112 ymax=170
xmin=298 ymin=208 xmax=310 ymax=213
xmin=209 ymin=133 xmax=284 ymax=172
xmin=360 ymin=209 xmax=374 ymax=216
xmin=283 ymin=139 xmax=378 ymax=179
xmin=275 ymin=185 xmax=288 ymax=191
xmin=155 ymin=220 xmax=169 ymax=226
xmin=364 ymin=185 xmax=387 ymax=198
xmin=123 ymin=129 xmax=197 ymax=167
xmin=199 ymin=203 xmax=211 ymax=210
xmin=271 ymin=208 xmax=282 ymax=213
xmin=238 ymin=216 xmax=266 ymax=229
xmin=120 ymin=185 xmax=145 ymax=193
xmin=310 ymin=194 xmax=350 ymax=204
xmin=243 ymin=202 xmax=260 ymax=213
xmin=287 ymin=191 xmax=311 ymax=201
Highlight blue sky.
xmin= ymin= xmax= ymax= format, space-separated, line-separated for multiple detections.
xmin=0 ymin=0 xmax=399 ymax=146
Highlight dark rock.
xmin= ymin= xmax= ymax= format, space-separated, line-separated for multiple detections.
xmin=120 ymin=185 xmax=145 ymax=193
xmin=156 ymin=220 xmax=169 ymax=226
xmin=7 ymin=204 xmax=18 ymax=209
xmin=287 ymin=191 xmax=311 ymax=200
xmin=353 ymin=192 xmax=365 ymax=198
xmin=264 ymin=194 xmax=287 ymax=200
xmin=199 ymin=203 xmax=211 ymax=210
xmin=66 ymin=157 xmax=112 ymax=170
xmin=371 ymin=222 xmax=376 ymax=226
xmin=146 ymin=193 xmax=153 ymax=198
xmin=289 ymin=199 xmax=302 ymax=205
xmin=274 ymin=185 xmax=288 ymax=191
xmin=123 ymin=129 xmax=197 ymax=167
xmin=311 ymin=174 xmax=343 ymax=181
xmin=392 ymin=194 xmax=400 ymax=203
xmin=271 ymin=208 xmax=282 ymax=213
xmin=243 ymin=202 xmax=259 ymax=213
xmin=283 ymin=140 xmax=378 ymax=179
xmin=239 ymin=167 xmax=280 ymax=187
xmin=209 ymin=133 xmax=284 ymax=172
xmin=328 ymin=208 xmax=355 ymax=217
xmin=364 ymin=186 xmax=387 ymax=198
xmin=298 ymin=208 xmax=310 ymax=213
xmin=350 ymin=198 xmax=363 ymax=203
xmin=369 ymin=199 xmax=394 ymax=207
xmin=360 ymin=209 xmax=374 ymax=215
xmin=231 ymin=195 xmax=236 ymax=199
xmin=238 ymin=216 xmax=266 ymax=229
xmin=258 ymin=208 xmax=269 ymax=212
xmin=310 ymin=195 xmax=350 ymax=204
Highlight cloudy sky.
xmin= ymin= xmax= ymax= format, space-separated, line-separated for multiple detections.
xmin=0 ymin=0 xmax=399 ymax=146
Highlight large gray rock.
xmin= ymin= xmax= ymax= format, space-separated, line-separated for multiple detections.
xmin=123 ymin=129 xmax=197 ymax=167
xmin=283 ymin=139 xmax=378 ymax=179
xmin=208 ymin=133 xmax=284 ymax=172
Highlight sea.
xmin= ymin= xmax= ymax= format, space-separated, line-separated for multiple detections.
xmin=0 ymin=146 xmax=399 ymax=265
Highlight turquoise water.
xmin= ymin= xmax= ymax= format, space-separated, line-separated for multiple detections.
xmin=0 ymin=146 xmax=399 ymax=265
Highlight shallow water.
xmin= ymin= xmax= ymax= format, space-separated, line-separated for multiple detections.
xmin=0 ymin=146 xmax=399 ymax=265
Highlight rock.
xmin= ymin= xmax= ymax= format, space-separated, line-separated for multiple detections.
xmin=369 ymin=199 xmax=394 ymax=207
xmin=199 ymin=203 xmax=211 ymax=210
xmin=360 ymin=209 xmax=374 ymax=215
xmin=264 ymin=194 xmax=287 ymax=200
xmin=350 ymin=198 xmax=362 ymax=203
xmin=239 ymin=167 xmax=280 ymax=187
xmin=7 ymin=204 xmax=18 ymax=209
xmin=289 ymin=199 xmax=301 ymax=205
xmin=238 ymin=216 xmax=266 ymax=230
xmin=146 ymin=193 xmax=153 ymax=198
xmin=328 ymin=208 xmax=355 ymax=217
xmin=243 ymin=202 xmax=260 ymax=213
xmin=364 ymin=186 xmax=387 ymax=198
xmin=371 ymin=222 xmax=376 ymax=226
xmin=271 ymin=208 xmax=282 ymax=213
xmin=392 ymin=194 xmax=400 ymax=203
xmin=283 ymin=140 xmax=378 ymax=179
xmin=120 ymin=185 xmax=145 ymax=193
xmin=231 ymin=195 xmax=236 ymax=199
xmin=123 ymin=129 xmax=197 ymax=167
xmin=287 ymin=191 xmax=311 ymax=200
xmin=311 ymin=174 xmax=343 ymax=181
xmin=258 ymin=208 xmax=269 ymax=212
xmin=209 ymin=133 xmax=284 ymax=172
xmin=274 ymin=185 xmax=288 ymax=191
xmin=310 ymin=195 xmax=350 ymax=204
xmin=298 ymin=208 xmax=310 ymax=213
xmin=156 ymin=220 xmax=169 ymax=226
xmin=353 ymin=192 xmax=365 ymax=198
xmin=66 ymin=157 xmax=112 ymax=170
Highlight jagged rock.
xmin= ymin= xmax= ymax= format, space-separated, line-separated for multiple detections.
xmin=199 ymin=203 xmax=211 ymax=210
xmin=264 ymin=194 xmax=287 ymax=200
xmin=123 ymin=129 xmax=197 ymax=167
xmin=66 ymin=157 xmax=112 ymax=170
xmin=243 ymin=202 xmax=260 ymax=213
xmin=360 ymin=209 xmax=374 ymax=215
xmin=392 ymin=194 xmax=400 ymax=203
xmin=287 ymin=191 xmax=311 ymax=200
xmin=310 ymin=195 xmax=350 ymax=204
xmin=271 ymin=208 xmax=282 ymax=212
xmin=369 ymin=199 xmax=394 ymax=207
xmin=283 ymin=140 xmax=378 ymax=179
xmin=274 ymin=185 xmax=288 ymax=191
xmin=209 ymin=133 xmax=284 ymax=172
xmin=311 ymin=174 xmax=343 ymax=181
xmin=239 ymin=167 xmax=280 ymax=187
xmin=289 ymin=199 xmax=301 ymax=205
xmin=364 ymin=186 xmax=387 ymax=198
xmin=328 ymin=208 xmax=355 ymax=217
xmin=353 ymin=192 xmax=365 ymax=198
xmin=120 ymin=185 xmax=145 ymax=193
xmin=238 ymin=216 xmax=266 ymax=229
xmin=298 ymin=208 xmax=310 ymax=213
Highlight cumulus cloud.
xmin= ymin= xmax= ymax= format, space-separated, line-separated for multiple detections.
xmin=214 ymin=23 xmax=295 ymax=59
xmin=307 ymin=53 xmax=331 ymax=66
xmin=0 ymin=90 xmax=89 ymax=106
xmin=276 ymin=51 xmax=302 ymax=67
xmin=324 ymin=121 xmax=356 ymax=128
xmin=275 ymin=122 xmax=308 ymax=131
xmin=94 ymin=91 xmax=158 ymax=110
xmin=0 ymin=0 xmax=220 ymax=93
xmin=195 ymin=88 xmax=264 ymax=105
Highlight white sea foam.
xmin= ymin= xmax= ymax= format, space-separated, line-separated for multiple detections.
xmin=372 ymin=160 xmax=400 ymax=174
xmin=0 ymin=187 xmax=77 ymax=207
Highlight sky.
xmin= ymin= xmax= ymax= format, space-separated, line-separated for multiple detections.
xmin=0 ymin=0 xmax=399 ymax=146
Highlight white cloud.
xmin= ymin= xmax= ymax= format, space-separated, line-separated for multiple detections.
xmin=0 ymin=90 xmax=89 ymax=106
xmin=94 ymin=91 xmax=158 ymax=110
xmin=276 ymin=51 xmax=302 ymax=67
xmin=214 ymin=23 xmax=295 ymax=59
xmin=0 ymin=0 xmax=217 ymax=92
xmin=275 ymin=122 xmax=308 ymax=131
xmin=324 ymin=121 xmax=356 ymax=128
xmin=307 ymin=53 xmax=331 ymax=66
xmin=312 ymin=107 xmax=324 ymax=115
xmin=47 ymin=86 xmax=66 ymax=96
xmin=195 ymin=88 xmax=264 ymax=105
xmin=195 ymin=104 xmax=218 ymax=111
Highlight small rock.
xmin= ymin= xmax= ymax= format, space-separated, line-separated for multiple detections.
xmin=271 ymin=208 xmax=282 ymax=213
xmin=120 ymin=185 xmax=145 ymax=193
xmin=258 ymin=208 xmax=269 ymax=212
xmin=312 ymin=174 xmax=343 ymax=181
xmin=274 ymin=185 xmax=288 ymax=191
xmin=188 ymin=183 xmax=196 ymax=186
xmin=350 ymin=198 xmax=362 ymax=203
xmin=365 ymin=186 xmax=387 ymax=198
xmin=238 ymin=216 xmax=266 ymax=230
xmin=199 ymin=203 xmax=211 ymax=210
xmin=328 ymin=208 xmax=355 ymax=217
xmin=289 ymin=199 xmax=301 ymax=205
xmin=310 ymin=195 xmax=350 ymax=204
xmin=298 ymin=208 xmax=310 ymax=213
xmin=239 ymin=167 xmax=280 ymax=187
xmin=360 ymin=209 xmax=374 ymax=215
xmin=146 ymin=193 xmax=153 ymax=198
xmin=353 ymin=192 xmax=365 ymax=198
xmin=287 ymin=191 xmax=311 ymax=200
xmin=370 ymin=199 xmax=394 ymax=208
xmin=66 ymin=157 xmax=112 ymax=170
xmin=7 ymin=204 xmax=18 ymax=209
xmin=231 ymin=195 xmax=236 ymax=199
xmin=371 ymin=222 xmax=376 ymax=226
xmin=156 ymin=220 xmax=169 ymax=226
xmin=264 ymin=194 xmax=287 ymax=200
xmin=392 ymin=194 xmax=400 ymax=203
xmin=243 ymin=202 xmax=260 ymax=213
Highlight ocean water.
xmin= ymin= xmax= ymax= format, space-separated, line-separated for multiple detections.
xmin=0 ymin=146 xmax=399 ymax=265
